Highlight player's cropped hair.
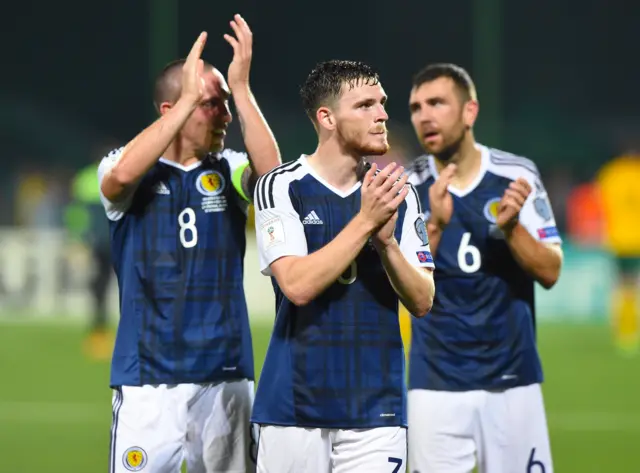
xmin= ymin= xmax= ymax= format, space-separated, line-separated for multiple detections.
xmin=300 ymin=60 xmax=380 ymax=120
xmin=153 ymin=58 xmax=213 ymax=111
xmin=412 ymin=63 xmax=477 ymax=102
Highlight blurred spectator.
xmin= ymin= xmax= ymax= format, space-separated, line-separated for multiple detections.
xmin=596 ymin=150 xmax=640 ymax=355
xmin=566 ymin=181 xmax=604 ymax=247
xmin=64 ymin=143 xmax=117 ymax=360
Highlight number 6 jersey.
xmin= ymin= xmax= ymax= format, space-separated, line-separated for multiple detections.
xmin=407 ymin=145 xmax=562 ymax=392
xmin=252 ymin=155 xmax=435 ymax=429
xmin=97 ymin=147 xmax=254 ymax=387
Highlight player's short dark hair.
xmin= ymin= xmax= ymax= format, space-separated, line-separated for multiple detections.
xmin=412 ymin=63 xmax=477 ymax=102
xmin=300 ymin=60 xmax=380 ymax=120
xmin=153 ymin=58 xmax=213 ymax=112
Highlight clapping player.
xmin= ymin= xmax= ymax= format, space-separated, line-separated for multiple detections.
xmin=99 ymin=16 xmax=280 ymax=473
xmin=406 ymin=63 xmax=563 ymax=473
xmin=252 ymin=60 xmax=435 ymax=473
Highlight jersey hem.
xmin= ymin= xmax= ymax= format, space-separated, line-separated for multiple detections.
xmin=110 ymin=375 xmax=255 ymax=389
xmin=408 ymin=379 xmax=542 ymax=392
xmin=250 ymin=419 xmax=408 ymax=429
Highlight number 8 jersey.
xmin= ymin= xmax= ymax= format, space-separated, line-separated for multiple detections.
xmin=252 ymin=155 xmax=435 ymax=429
xmin=97 ymin=147 xmax=254 ymax=387
xmin=407 ymin=145 xmax=562 ymax=392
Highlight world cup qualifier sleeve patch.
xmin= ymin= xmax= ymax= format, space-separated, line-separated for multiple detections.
xmin=414 ymin=217 xmax=429 ymax=246
xmin=534 ymin=195 xmax=552 ymax=221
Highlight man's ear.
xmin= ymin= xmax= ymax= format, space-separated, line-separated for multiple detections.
xmin=316 ymin=106 xmax=336 ymax=131
xmin=463 ymin=99 xmax=479 ymax=129
xmin=159 ymin=101 xmax=174 ymax=116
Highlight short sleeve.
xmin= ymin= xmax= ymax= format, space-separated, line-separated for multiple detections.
xmin=519 ymin=175 xmax=562 ymax=244
xmin=97 ymin=147 xmax=133 ymax=221
xmin=221 ymin=148 xmax=251 ymax=203
xmin=399 ymin=184 xmax=435 ymax=268
xmin=254 ymin=172 xmax=308 ymax=276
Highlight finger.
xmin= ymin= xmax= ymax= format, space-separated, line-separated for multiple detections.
xmin=389 ymin=184 xmax=410 ymax=208
xmin=186 ymin=32 xmax=207 ymax=65
xmin=223 ymin=33 xmax=239 ymax=52
xmin=433 ymin=176 xmax=450 ymax=196
xmin=441 ymin=163 xmax=457 ymax=180
xmin=383 ymin=173 xmax=409 ymax=198
xmin=438 ymin=164 xmax=457 ymax=187
xmin=363 ymin=162 xmax=377 ymax=187
xmin=434 ymin=163 xmax=455 ymax=191
xmin=434 ymin=178 xmax=448 ymax=195
xmin=509 ymin=179 xmax=531 ymax=194
xmin=371 ymin=162 xmax=397 ymax=188
xmin=503 ymin=189 xmax=526 ymax=207
xmin=516 ymin=177 xmax=532 ymax=194
xmin=235 ymin=14 xmax=251 ymax=33
xmin=197 ymin=59 xmax=204 ymax=79
xmin=429 ymin=182 xmax=445 ymax=201
xmin=500 ymin=197 xmax=521 ymax=213
xmin=379 ymin=166 xmax=405 ymax=193
xmin=238 ymin=15 xmax=253 ymax=38
xmin=508 ymin=184 xmax=531 ymax=202
xmin=229 ymin=20 xmax=244 ymax=48
xmin=234 ymin=14 xmax=253 ymax=43
xmin=394 ymin=173 xmax=410 ymax=193
xmin=511 ymin=178 xmax=532 ymax=197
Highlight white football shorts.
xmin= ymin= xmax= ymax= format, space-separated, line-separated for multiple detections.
xmin=109 ymin=380 xmax=256 ymax=473
xmin=255 ymin=425 xmax=406 ymax=473
xmin=408 ymin=383 xmax=553 ymax=473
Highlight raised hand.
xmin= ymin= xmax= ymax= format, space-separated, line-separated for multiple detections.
xmin=181 ymin=32 xmax=208 ymax=104
xmin=428 ymin=163 xmax=456 ymax=230
xmin=360 ymin=162 xmax=409 ymax=234
xmin=496 ymin=177 xmax=532 ymax=233
xmin=223 ymin=14 xmax=253 ymax=90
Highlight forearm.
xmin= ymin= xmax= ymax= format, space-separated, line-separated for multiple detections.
xmin=232 ymin=87 xmax=281 ymax=176
xmin=376 ymin=241 xmax=434 ymax=317
xmin=504 ymin=223 xmax=563 ymax=289
xmin=277 ymin=215 xmax=374 ymax=306
xmin=103 ymin=98 xmax=197 ymax=200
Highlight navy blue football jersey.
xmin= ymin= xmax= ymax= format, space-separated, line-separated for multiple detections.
xmin=98 ymin=148 xmax=254 ymax=387
xmin=407 ymin=145 xmax=561 ymax=392
xmin=252 ymin=156 xmax=434 ymax=429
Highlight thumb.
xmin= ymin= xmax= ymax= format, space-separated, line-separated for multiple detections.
xmin=435 ymin=176 xmax=450 ymax=195
xmin=441 ymin=163 xmax=457 ymax=179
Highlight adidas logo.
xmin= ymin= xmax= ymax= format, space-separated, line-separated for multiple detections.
xmin=302 ymin=210 xmax=323 ymax=225
xmin=154 ymin=182 xmax=170 ymax=195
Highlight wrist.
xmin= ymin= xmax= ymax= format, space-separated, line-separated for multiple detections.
xmin=229 ymin=83 xmax=252 ymax=100
xmin=501 ymin=221 xmax=522 ymax=241
xmin=373 ymin=236 xmax=399 ymax=254
xmin=175 ymin=96 xmax=199 ymax=114
xmin=353 ymin=213 xmax=377 ymax=237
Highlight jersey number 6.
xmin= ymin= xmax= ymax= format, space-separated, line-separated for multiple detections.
xmin=179 ymin=208 xmax=198 ymax=248
xmin=458 ymin=232 xmax=481 ymax=273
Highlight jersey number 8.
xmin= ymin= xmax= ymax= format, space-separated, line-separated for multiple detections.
xmin=178 ymin=208 xmax=198 ymax=248
xmin=458 ymin=232 xmax=481 ymax=273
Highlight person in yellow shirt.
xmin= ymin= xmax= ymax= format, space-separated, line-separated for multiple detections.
xmin=597 ymin=152 xmax=640 ymax=354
